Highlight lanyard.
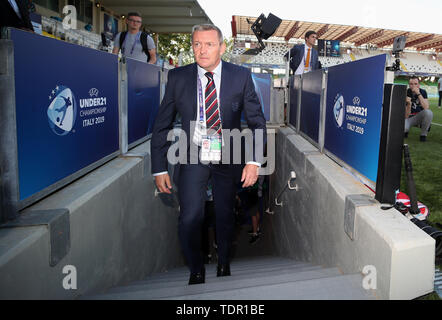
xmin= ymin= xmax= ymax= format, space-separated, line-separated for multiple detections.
xmin=197 ymin=71 xmax=222 ymax=128
xmin=128 ymin=32 xmax=141 ymax=55
xmin=198 ymin=76 xmax=204 ymax=123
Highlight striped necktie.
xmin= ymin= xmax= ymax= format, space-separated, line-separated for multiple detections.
xmin=305 ymin=47 xmax=311 ymax=68
xmin=204 ymin=72 xmax=221 ymax=136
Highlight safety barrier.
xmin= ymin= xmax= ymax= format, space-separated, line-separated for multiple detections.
xmin=288 ymin=55 xmax=406 ymax=201
xmin=0 ymin=28 xmax=162 ymax=222
xmin=0 ymin=28 xmax=277 ymax=224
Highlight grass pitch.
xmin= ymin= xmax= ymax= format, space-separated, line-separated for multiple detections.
xmin=400 ymin=98 xmax=442 ymax=227
xmin=401 ymin=98 xmax=441 ymax=300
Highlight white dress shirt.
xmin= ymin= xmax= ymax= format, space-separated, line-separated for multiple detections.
xmin=295 ymin=44 xmax=312 ymax=75
xmin=153 ymin=61 xmax=260 ymax=176
xmin=192 ymin=62 xmax=223 ymax=146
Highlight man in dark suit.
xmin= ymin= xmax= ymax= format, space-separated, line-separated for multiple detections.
xmin=0 ymin=0 xmax=34 ymax=32
xmin=284 ymin=30 xmax=320 ymax=75
xmin=151 ymin=24 xmax=266 ymax=285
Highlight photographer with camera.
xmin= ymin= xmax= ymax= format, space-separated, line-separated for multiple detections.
xmin=404 ymin=76 xmax=433 ymax=142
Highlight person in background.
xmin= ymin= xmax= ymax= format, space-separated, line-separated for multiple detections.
xmin=284 ymin=30 xmax=320 ymax=75
xmin=0 ymin=0 xmax=34 ymax=32
xmin=237 ymin=174 xmax=267 ymax=245
xmin=404 ymin=76 xmax=433 ymax=142
xmin=438 ymin=77 xmax=442 ymax=108
xmin=112 ymin=12 xmax=156 ymax=64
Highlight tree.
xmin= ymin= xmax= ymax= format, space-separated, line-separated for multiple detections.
xmin=155 ymin=33 xmax=192 ymax=65
xmin=222 ymin=37 xmax=234 ymax=62
xmin=155 ymin=33 xmax=234 ymax=66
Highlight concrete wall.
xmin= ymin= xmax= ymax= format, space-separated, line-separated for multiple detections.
xmin=270 ymin=127 xmax=435 ymax=300
xmin=0 ymin=141 xmax=183 ymax=299
xmin=0 ymin=127 xmax=436 ymax=300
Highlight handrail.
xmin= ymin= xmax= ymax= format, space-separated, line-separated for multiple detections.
xmin=275 ymin=170 xmax=299 ymax=207
xmin=265 ymin=171 xmax=298 ymax=215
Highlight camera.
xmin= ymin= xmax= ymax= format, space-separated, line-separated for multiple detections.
xmin=392 ymin=35 xmax=406 ymax=54
xmin=386 ymin=35 xmax=407 ymax=72
xmin=243 ymin=13 xmax=281 ymax=56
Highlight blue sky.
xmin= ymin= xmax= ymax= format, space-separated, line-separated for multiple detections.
xmin=198 ymin=0 xmax=442 ymax=38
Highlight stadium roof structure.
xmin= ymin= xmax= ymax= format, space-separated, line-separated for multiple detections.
xmin=97 ymin=0 xmax=212 ymax=33
xmin=231 ymin=15 xmax=442 ymax=52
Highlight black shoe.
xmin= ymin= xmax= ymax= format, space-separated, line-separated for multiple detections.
xmin=217 ymin=264 xmax=231 ymax=277
xmin=249 ymin=233 xmax=260 ymax=245
xmin=420 ymin=135 xmax=426 ymax=142
xmin=248 ymin=227 xmax=262 ymax=235
xmin=404 ymin=132 xmax=408 ymax=138
xmin=188 ymin=267 xmax=205 ymax=285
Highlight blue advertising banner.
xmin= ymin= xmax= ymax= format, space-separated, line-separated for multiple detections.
xmin=251 ymin=73 xmax=271 ymax=121
xmin=11 ymin=28 xmax=120 ymax=201
xmin=289 ymin=75 xmax=301 ymax=128
xmin=318 ymin=40 xmax=340 ymax=57
xmin=300 ymin=69 xmax=322 ymax=143
xmin=126 ymin=58 xmax=161 ymax=146
xmin=324 ymin=54 xmax=386 ymax=182
xmin=330 ymin=40 xmax=341 ymax=57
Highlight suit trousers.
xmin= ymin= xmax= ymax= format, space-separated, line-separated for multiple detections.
xmin=177 ymin=163 xmax=236 ymax=274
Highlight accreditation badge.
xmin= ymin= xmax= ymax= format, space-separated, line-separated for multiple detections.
xmin=200 ymin=134 xmax=222 ymax=162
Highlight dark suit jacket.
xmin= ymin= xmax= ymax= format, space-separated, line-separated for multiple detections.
xmin=284 ymin=44 xmax=320 ymax=73
xmin=151 ymin=61 xmax=267 ymax=177
xmin=0 ymin=0 xmax=34 ymax=32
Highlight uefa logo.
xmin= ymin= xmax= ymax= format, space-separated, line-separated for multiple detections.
xmin=47 ymin=85 xmax=77 ymax=136
xmin=333 ymin=94 xmax=345 ymax=128
xmin=89 ymin=88 xmax=99 ymax=97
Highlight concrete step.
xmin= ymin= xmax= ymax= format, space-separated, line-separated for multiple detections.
xmin=96 ymin=260 xmax=316 ymax=294
xmin=84 ymin=255 xmax=375 ymax=300
xmin=137 ymin=260 xmax=313 ymax=284
xmin=92 ymin=256 xmax=309 ymax=294
xmin=146 ymin=256 xmax=302 ymax=278
xmin=104 ymin=265 xmax=325 ymax=294
xmin=87 ymin=267 xmax=344 ymax=300
xmin=162 ymin=273 xmax=375 ymax=300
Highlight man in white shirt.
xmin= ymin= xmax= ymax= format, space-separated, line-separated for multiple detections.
xmin=284 ymin=31 xmax=320 ymax=75
xmin=151 ymin=24 xmax=266 ymax=285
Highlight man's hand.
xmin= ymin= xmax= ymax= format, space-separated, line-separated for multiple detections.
xmin=405 ymin=97 xmax=411 ymax=118
xmin=148 ymin=49 xmax=157 ymax=64
xmin=241 ymin=164 xmax=259 ymax=188
xmin=155 ymin=173 xmax=172 ymax=194
xmin=411 ymin=86 xmax=420 ymax=95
